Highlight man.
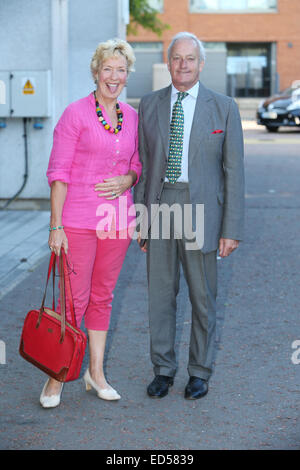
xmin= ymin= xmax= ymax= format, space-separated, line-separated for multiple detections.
xmin=134 ymin=32 xmax=244 ymax=400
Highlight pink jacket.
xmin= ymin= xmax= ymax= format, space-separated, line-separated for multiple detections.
xmin=47 ymin=92 xmax=142 ymax=231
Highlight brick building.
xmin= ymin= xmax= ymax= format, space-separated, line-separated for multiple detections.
xmin=127 ymin=0 xmax=300 ymax=101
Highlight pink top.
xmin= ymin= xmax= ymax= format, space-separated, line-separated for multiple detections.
xmin=46 ymin=92 xmax=142 ymax=231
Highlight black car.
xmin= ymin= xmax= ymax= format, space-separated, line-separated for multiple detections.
xmin=257 ymin=81 xmax=300 ymax=132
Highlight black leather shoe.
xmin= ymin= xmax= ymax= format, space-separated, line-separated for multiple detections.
xmin=147 ymin=375 xmax=174 ymax=398
xmin=184 ymin=376 xmax=208 ymax=400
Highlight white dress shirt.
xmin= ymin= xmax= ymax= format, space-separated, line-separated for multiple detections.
xmin=166 ymin=81 xmax=199 ymax=183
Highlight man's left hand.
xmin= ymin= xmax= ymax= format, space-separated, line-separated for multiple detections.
xmin=218 ymin=238 xmax=239 ymax=258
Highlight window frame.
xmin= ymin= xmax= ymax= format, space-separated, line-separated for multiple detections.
xmin=189 ymin=0 xmax=278 ymax=14
xmin=148 ymin=0 xmax=164 ymax=14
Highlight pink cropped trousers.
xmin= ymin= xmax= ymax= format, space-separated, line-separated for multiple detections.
xmin=57 ymin=227 xmax=132 ymax=331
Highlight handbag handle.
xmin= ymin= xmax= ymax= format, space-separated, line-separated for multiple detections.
xmin=37 ymin=248 xmax=76 ymax=343
xmin=60 ymin=249 xmax=77 ymax=328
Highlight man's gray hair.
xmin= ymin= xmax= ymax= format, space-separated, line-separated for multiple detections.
xmin=167 ymin=32 xmax=206 ymax=63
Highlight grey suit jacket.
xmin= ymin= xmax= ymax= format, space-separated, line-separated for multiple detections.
xmin=134 ymin=81 xmax=245 ymax=253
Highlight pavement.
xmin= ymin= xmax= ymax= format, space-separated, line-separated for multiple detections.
xmin=0 ymin=210 xmax=50 ymax=300
xmin=0 ymin=122 xmax=300 ymax=450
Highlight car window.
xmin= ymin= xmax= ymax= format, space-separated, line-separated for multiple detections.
xmin=280 ymin=86 xmax=293 ymax=95
xmin=278 ymin=85 xmax=299 ymax=96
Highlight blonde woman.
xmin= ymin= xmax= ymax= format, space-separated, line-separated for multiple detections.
xmin=41 ymin=39 xmax=141 ymax=408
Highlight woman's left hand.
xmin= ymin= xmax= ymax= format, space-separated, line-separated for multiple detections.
xmin=95 ymin=174 xmax=135 ymax=200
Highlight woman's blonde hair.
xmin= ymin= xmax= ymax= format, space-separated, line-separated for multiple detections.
xmin=90 ymin=38 xmax=136 ymax=83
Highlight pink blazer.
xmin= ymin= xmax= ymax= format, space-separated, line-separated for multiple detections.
xmin=47 ymin=92 xmax=142 ymax=231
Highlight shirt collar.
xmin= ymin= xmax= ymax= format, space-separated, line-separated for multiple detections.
xmin=171 ymin=81 xmax=199 ymax=99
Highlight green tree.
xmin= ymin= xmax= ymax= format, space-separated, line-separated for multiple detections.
xmin=128 ymin=0 xmax=169 ymax=36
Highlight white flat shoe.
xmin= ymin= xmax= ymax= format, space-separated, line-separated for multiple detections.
xmin=83 ymin=369 xmax=121 ymax=401
xmin=40 ymin=379 xmax=64 ymax=408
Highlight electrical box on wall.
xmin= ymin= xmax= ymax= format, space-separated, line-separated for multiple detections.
xmin=11 ymin=71 xmax=51 ymax=117
xmin=0 ymin=70 xmax=51 ymax=118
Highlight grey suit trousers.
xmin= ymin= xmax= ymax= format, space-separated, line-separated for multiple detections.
xmin=146 ymin=183 xmax=217 ymax=381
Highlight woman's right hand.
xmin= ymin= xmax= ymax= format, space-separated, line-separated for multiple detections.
xmin=48 ymin=229 xmax=68 ymax=256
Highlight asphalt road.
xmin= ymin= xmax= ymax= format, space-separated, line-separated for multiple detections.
xmin=0 ymin=124 xmax=300 ymax=450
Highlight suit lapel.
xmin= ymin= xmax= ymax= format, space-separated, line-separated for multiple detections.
xmin=189 ymin=81 xmax=213 ymax=165
xmin=156 ymin=85 xmax=172 ymax=158
xmin=155 ymin=82 xmax=213 ymax=163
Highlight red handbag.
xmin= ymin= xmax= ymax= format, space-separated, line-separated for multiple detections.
xmin=19 ymin=248 xmax=87 ymax=382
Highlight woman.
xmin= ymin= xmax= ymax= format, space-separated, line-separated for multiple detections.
xmin=41 ymin=38 xmax=141 ymax=408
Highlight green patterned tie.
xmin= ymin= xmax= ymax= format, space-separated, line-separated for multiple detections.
xmin=166 ymin=91 xmax=188 ymax=184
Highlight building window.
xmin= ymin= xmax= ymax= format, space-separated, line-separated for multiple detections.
xmin=127 ymin=42 xmax=164 ymax=98
xmin=227 ymin=43 xmax=271 ymax=97
xmin=130 ymin=42 xmax=163 ymax=52
xmin=148 ymin=0 xmax=164 ymax=13
xmin=190 ymin=0 xmax=277 ymax=12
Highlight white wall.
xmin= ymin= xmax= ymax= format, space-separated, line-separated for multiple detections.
xmin=68 ymin=1 xmax=117 ymax=103
xmin=0 ymin=0 xmax=52 ymax=199
xmin=0 ymin=0 xmax=127 ymax=200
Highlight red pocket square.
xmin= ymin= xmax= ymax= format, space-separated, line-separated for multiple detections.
xmin=212 ymin=129 xmax=224 ymax=134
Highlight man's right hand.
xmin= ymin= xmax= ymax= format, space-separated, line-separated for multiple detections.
xmin=137 ymin=232 xmax=147 ymax=253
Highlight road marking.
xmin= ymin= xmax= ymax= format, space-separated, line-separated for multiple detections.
xmin=245 ymin=138 xmax=300 ymax=144
xmin=245 ymin=192 xmax=297 ymax=198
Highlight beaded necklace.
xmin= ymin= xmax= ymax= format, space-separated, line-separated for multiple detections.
xmin=94 ymin=91 xmax=123 ymax=134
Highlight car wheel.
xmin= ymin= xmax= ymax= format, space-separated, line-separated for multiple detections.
xmin=266 ymin=126 xmax=279 ymax=132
